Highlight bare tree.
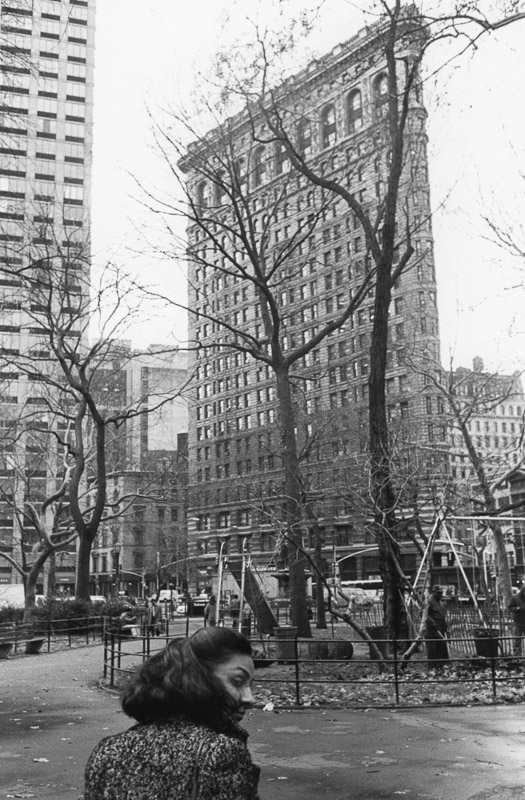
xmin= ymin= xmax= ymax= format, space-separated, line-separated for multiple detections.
xmin=206 ymin=0 xmax=525 ymax=637
xmin=142 ymin=110 xmax=379 ymax=635
xmin=423 ymin=359 xmax=525 ymax=607
xmin=138 ymin=1 xmax=525 ymax=637
xmin=0 ymin=242 xmax=190 ymax=604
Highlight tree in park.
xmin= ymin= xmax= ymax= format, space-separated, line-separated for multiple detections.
xmin=0 ymin=410 xmax=79 ymax=612
xmin=207 ymin=0 xmax=525 ymax=637
xmin=145 ymin=1 xmax=525 ymax=637
xmin=0 ymin=245 xmax=189 ymax=608
xmin=422 ymin=358 xmax=525 ymax=608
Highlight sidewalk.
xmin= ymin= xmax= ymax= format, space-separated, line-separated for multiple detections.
xmin=1 ymin=642 xmax=524 ymax=799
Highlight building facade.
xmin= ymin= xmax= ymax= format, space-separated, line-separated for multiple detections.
xmin=0 ymin=0 xmax=96 ymax=588
xmin=448 ymin=357 xmax=525 ymax=590
xmin=89 ymin=345 xmax=189 ymax=598
xmin=181 ymin=15 xmax=446 ymax=598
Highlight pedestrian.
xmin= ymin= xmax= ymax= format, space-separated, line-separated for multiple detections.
xmin=204 ymin=594 xmax=217 ymax=627
xmin=229 ymin=594 xmax=241 ymax=629
xmin=82 ymin=628 xmax=260 ymax=800
xmin=509 ymin=584 xmax=525 ymax=656
xmin=421 ymin=585 xmax=449 ymax=669
xmin=147 ymin=597 xmax=162 ymax=637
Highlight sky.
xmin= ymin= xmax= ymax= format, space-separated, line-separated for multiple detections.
xmin=91 ymin=0 xmax=525 ymax=375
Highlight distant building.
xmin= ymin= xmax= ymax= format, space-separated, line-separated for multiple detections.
xmin=89 ymin=345 xmax=189 ymax=598
xmin=180 ymin=14 xmax=446 ymax=598
xmin=448 ymin=357 xmax=525 ymax=587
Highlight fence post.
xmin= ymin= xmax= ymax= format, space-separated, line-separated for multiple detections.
xmin=490 ymin=646 xmax=497 ymax=699
xmin=47 ymin=616 xmax=52 ymax=653
xmin=109 ymin=631 xmax=116 ymax=686
xmin=393 ymin=637 xmax=400 ymax=705
xmin=294 ymin=635 xmax=301 ymax=706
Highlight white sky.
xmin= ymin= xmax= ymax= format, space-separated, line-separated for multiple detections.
xmin=91 ymin=0 xmax=525 ymax=375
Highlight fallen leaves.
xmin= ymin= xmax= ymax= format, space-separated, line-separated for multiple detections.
xmin=253 ymin=659 xmax=525 ymax=708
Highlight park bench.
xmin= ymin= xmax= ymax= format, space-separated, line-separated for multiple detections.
xmin=0 ymin=621 xmax=45 ymax=659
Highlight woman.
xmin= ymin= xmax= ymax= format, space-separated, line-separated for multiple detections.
xmin=83 ymin=628 xmax=260 ymax=799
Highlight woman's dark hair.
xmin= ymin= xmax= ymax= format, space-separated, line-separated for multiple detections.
xmin=121 ymin=627 xmax=253 ymax=727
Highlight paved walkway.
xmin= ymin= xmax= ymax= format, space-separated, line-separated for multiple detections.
xmin=1 ymin=642 xmax=525 ymax=799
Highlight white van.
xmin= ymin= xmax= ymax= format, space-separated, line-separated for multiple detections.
xmin=0 ymin=585 xmax=45 ymax=608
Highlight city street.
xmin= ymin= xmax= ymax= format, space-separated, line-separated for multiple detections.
xmin=1 ymin=642 xmax=525 ymax=799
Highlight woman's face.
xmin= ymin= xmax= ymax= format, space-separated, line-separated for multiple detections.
xmin=212 ymin=653 xmax=255 ymax=722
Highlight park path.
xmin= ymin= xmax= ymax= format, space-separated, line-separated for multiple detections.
xmin=1 ymin=641 xmax=525 ymax=799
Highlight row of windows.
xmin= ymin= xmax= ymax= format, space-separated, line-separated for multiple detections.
xmin=194 ymin=74 xmax=392 ymax=204
xmin=466 ymin=418 xmax=522 ymax=434
xmin=194 ymin=296 xmax=434 ymax=347
xmin=0 ymin=135 xmax=84 ymax=163
xmin=451 ymin=433 xmax=521 ymax=451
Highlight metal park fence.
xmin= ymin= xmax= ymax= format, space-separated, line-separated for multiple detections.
xmin=0 ymin=615 xmax=105 ymax=655
xmin=101 ymin=612 xmax=525 ymax=708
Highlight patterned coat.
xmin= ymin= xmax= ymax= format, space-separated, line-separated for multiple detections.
xmin=82 ymin=714 xmax=260 ymax=800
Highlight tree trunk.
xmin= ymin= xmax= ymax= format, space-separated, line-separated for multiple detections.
xmin=24 ymin=548 xmax=50 ymax=620
xmin=489 ymin=519 xmax=513 ymax=608
xmin=274 ymin=364 xmax=311 ymax=637
xmin=75 ymin=534 xmax=93 ymax=601
xmin=368 ymin=259 xmax=405 ymax=640
xmin=313 ymin=519 xmax=327 ymax=629
xmin=44 ymin=551 xmax=56 ymax=597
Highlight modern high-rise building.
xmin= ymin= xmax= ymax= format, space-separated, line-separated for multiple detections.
xmin=181 ymin=14 xmax=446 ymax=599
xmin=0 ymin=0 xmax=96 ymax=586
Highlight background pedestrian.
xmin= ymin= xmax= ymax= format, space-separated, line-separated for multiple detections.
xmin=509 ymin=584 xmax=525 ymax=656
xmin=204 ymin=594 xmax=217 ymax=627
xmin=421 ymin=585 xmax=449 ymax=668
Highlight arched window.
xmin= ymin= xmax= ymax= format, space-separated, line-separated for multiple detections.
xmin=196 ymin=180 xmax=210 ymax=207
xmin=321 ymin=104 xmax=336 ymax=149
xmin=374 ymin=73 xmax=389 ymax=119
xmin=214 ymin=170 xmax=227 ymax=204
xmin=275 ymin=141 xmax=290 ymax=174
xmin=347 ymin=89 xmax=363 ymax=133
xmin=252 ymin=146 xmax=267 ymax=187
xmin=233 ymin=157 xmax=247 ymax=192
xmin=297 ymin=118 xmax=312 ymax=157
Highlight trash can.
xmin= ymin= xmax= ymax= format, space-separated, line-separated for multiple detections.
xmin=273 ymin=626 xmax=298 ymax=662
xmin=472 ymin=627 xmax=499 ymax=658
xmin=366 ymin=626 xmax=389 ymax=660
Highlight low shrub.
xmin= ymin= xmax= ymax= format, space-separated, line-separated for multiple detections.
xmin=103 ymin=598 xmax=138 ymax=618
xmin=0 ymin=605 xmax=24 ymax=624
xmin=33 ymin=597 xmax=92 ymax=620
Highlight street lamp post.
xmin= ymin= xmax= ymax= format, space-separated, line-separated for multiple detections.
xmin=239 ymin=538 xmax=249 ymax=625
xmin=111 ymin=546 xmax=120 ymax=596
xmin=215 ymin=540 xmax=227 ymax=626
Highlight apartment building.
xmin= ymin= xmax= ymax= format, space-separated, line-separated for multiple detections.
xmin=448 ymin=357 xmax=525 ymax=585
xmin=180 ymin=14 xmax=445 ymax=597
xmin=0 ymin=0 xmax=96 ymax=587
